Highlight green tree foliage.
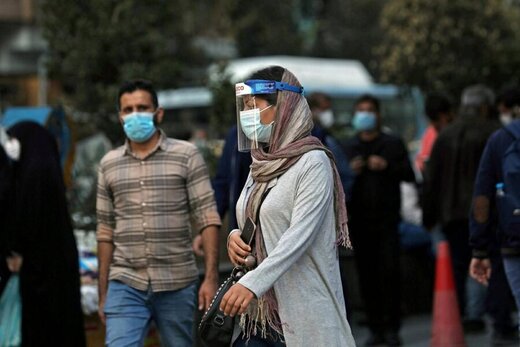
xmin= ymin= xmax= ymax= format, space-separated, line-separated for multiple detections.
xmin=41 ymin=0 xmax=209 ymax=142
xmin=229 ymin=1 xmax=304 ymax=57
xmin=208 ymin=62 xmax=235 ymax=138
xmin=41 ymin=0 xmax=390 ymax=141
xmin=377 ymin=0 xmax=520 ymax=96
xmin=311 ymin=0 xmax=386 ymax=73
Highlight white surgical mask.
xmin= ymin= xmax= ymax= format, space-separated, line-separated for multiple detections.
xmin=500 ymin=112 xmax=513 ymax=126
xmin=4 ymin=138 xmax=21 ymax=161
xmin=239 ymin=105 xmax=273 ymax=143
xmin=317 ymin=109 xmax=334 ymax=128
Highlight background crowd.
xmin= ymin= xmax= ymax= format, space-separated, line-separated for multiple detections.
xmin=1 ymin=1 xmax=520 ymax=347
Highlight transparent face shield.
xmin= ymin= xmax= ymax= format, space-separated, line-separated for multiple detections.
xmin=235 ymin=80 xmax=304 ymax=152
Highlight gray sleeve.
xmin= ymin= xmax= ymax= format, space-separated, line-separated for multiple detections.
xmin=238 ymin=154 xmax=333 ymax=297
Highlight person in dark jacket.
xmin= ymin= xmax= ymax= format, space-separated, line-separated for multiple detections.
xmin=7 ymin=122 xmax=86 ymax=347
xmin=469 ymin=87 xmax=520 ymax=344
xmin=343 ymin=94 xmax=415 ymax=346
xmin=423 ymin=84 xmax=516 ymax=338
xmin=308 ymin=92 xmax=355 ymax=197
xmin=212 ymin=125 xmax=255 ymax=231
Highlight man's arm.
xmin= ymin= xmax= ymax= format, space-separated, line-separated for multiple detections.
xmin=198 ymin=225 xmax=219 ymax=310
xmin=95 ymin=163 xmax=116 ymax=324
xmin=469 ymin=136 xmax=499 ymax=257
xmin=97 ymin=229 xmax=114 ymax=324
xmin=468 ymin=136 xmax=500 ymax=285
xmin=185 ymin=144 xmax=222 ymax=310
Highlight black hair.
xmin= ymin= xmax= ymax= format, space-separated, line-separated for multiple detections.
xmin=496 ymin=87 xmax=520 ymax=109
xmin=117 ymin=79 xmax=159 ymax=110
xmin=247 ymin=66 xmax=285 ymax=106
xmin=354 ymin=94 xmax=380 ymax=113
xmin=425 ymin=92 xmax=452 ymax=122
xmin=308 ymin=92 xmax=331 ymax=110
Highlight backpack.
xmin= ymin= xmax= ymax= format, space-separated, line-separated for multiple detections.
xmin=497 ymin=122 xmax=520 ymax=235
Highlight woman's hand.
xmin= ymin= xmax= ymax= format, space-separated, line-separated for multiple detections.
xmin=220 ymin=283 xmax=255 ymax=317
xmin=227 ymin=231 xmax=251 ymax=266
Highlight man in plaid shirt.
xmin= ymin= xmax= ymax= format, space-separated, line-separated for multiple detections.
xmin=96 ymin=79 xmax=221 ymax=347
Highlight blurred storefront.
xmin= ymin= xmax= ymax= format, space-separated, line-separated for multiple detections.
xmin=0 ymin=0 xmax=61 ymax=109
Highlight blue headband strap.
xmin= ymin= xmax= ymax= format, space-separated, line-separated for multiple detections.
xmin=245 ymin=79 xmax=304 ymax=95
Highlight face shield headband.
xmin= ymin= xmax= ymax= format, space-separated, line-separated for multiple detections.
xmin=244 ymin=79 xmax=304 ymax=96
xmin=235 ymin=79 xmax=304 ymax=152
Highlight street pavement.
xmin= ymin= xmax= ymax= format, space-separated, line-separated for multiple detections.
xmin=351 ymin=314 xmax=516 ymax=347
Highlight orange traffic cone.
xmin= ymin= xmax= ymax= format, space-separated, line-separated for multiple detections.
xmin=431 ymin=241 xmax=467 ymax=347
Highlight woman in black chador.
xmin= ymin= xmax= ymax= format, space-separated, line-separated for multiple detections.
xmin=7 ymin=122 xmax=85 ymax=347
xmin=0 ymin=141 xmax=14 ymax=296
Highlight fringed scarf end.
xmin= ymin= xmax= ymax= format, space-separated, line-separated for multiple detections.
xmin=336 ymin=223 xmax=353 ymax=249
xmin=239 ymin=296 xmax=284 ymax=341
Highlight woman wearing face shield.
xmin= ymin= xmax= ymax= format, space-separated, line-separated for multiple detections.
xmin=220 ymin=66 xmax=356 ymax=346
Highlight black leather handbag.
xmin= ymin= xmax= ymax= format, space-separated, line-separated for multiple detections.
xmin=198 ymin=266 xmax=245 ymax=347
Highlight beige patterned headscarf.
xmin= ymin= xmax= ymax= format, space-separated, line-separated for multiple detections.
xmin=241 ymin=67 xmax=351 ymax=339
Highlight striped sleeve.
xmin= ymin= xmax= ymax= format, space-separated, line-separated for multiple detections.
xmin=186 ymin=146 xmax=221 ymax=232
xmin=96 ymin=163 xmax=115 ymax=241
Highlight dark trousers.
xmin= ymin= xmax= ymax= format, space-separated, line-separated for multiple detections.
xmin=488 ymin=254 xmax=516 ymax=333
xmin=350 ymin=219 xmax=401 ymax=335
xmin=443 ymin=220 xmax=515 ymax=331
xmin=233 ymin=324 xmax=285 ymax=347
xmin=443 ymin=220 xmax=472 ymax=316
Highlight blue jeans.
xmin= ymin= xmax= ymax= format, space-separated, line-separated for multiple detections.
xmin=465 ymin=275 xmax=486 ymax=320
xmin=503 ymin=256 xmax=520 ymax=332
xmin=104 ymin=280 xmax=197 ymax=347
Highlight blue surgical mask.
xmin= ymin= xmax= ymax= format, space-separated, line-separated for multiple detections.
xmin=239 ymin=105 xmax=273 ymax=143
xmin=352 ymin=111 xmax=377 ymax=131
xmin=123 ymin=112 xmax=156 ymax=143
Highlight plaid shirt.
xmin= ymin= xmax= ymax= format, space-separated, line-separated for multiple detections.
xmin=96 ymin=130 xmax=221 ymax=292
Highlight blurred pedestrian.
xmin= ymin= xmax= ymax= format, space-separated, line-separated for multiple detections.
xmin=308 ymin=92 xmax=355 ymax=196
xmin=6 ymin=122 xmax=85 ymax=347
xmin=96 ymin=79 xmax=221 ymax=347
xmin=414 ymin=92 xmax=454 ymax=174
xmin=308 ymin=91 xmax=355 ymax=317
xmin=469 ymin=86 xmax=520 ymax=345
xmin=0 ymin=127 xmax=15 ymax=296
xmin=212 ymin=125 xmax=255 ymax=232
xmin=343 ymin=94 xmax=415 ymax=346
xmin=308 ymin=92 xmax=335 ymax=129
xmin=423 ymin=84 xmax=512 ymax=334
xmin=223 ymin=66 xmax=355 ymax=346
